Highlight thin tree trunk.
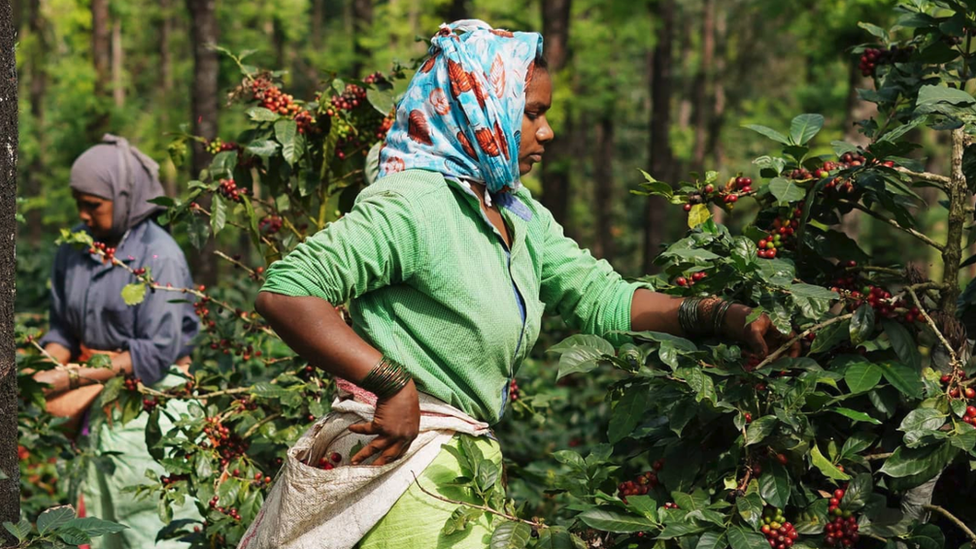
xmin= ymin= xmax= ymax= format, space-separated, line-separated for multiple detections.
xmin=185 ymin=0 xmax=219 ymax=285
xmin=593 ymin=115 xmax=615 ymax=262
xmin=111 ymin=17 xmax=124 ymax=108
xmin=0 ymin=0 xmax=20 ymax=534
xmin=351 ymin=0 xmax=372 ymax=77
xmin=708 ymin=3 xmax=727 ymax=224
xmin=644 ymin=0 xmax=675 ymax=274
xmin=540 ymin=0 xmax=572 ymax=226
xmin=691 ymin=0 xmax=714 ymax=171
xmin=89 ymin=0 xmax=111 ymax=138
xmin=440 ymin=0 xmax=469 ymax=21
xmin=272 ymin=17 xmax=286 ymax=70
xmin=840 ymin=66 xmax=877 ymax=241
xmin=25 ymin=0 xmax=45 ymax=243
xmin=158 ymin=0 xmax=176 ymax=197
xmin=311 ymin=0 xmax=324 ymax=50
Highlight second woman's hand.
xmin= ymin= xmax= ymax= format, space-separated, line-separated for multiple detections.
xmin=348 ymin=379 xmax=421 ymax=466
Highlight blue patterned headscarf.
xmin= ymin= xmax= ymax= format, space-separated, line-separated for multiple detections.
xmin=378 ymin=20 xmax=544 ymax=194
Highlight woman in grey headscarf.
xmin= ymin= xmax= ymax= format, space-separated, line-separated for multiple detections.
xmin=35 ymin=134 xmax=200 ymax=548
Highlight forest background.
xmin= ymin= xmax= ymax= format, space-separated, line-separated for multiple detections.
xmin=9 ymin=0 xmax=976 ymax=544
xmin=15 ymin=0 xmax=966 ymax=306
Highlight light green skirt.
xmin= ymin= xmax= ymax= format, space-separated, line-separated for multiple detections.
xmin=357 ymin=434 xmax=503 ymax=549
xmin=84 ymin=375 xmax=201 ymax=549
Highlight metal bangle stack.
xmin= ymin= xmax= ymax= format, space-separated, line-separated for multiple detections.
xmin=678 ymin=296 xmax=734 ymax=337
xmin=360 ymin=356 xmax=412 ymax=399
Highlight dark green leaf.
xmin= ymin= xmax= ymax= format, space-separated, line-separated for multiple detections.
xmin=736 ymin=493 xmax=764 ymax=530
xmin=882 ymin=320 xmax=922 ymax=373
xmin=831 ymin=408 xmax=881 ymax=425
xmin=759 ymin=463 xmax=790 ymax=509
xmin=840 ymin=473 xmax=872 ymax=512
xmin=367 ymin=88 xmax=395 ymax=115
xmin=745 ymin=416 xmax=777 ymax=446
xmin=186 ymin=213 xmax=210 ymax=250
xmin=577 ymin=508 xmax=656 ymax=533
xmin=65 ymin=517 xmax=127 ymax=537
xmin=899 ymin=409 xmax=945 ymax=433
xmin=210 ymin=150 xmax=238 ymax=177
xmin=626 ymin=495 xmax=660 ymax=522
xmin=858 ymin=22 xmax=887 ymax=38
xmin=490 ymin=522 xmax=532 ymax=549
xmin=58 ymin=526 xmax=91 ymax=545
xmin=744 ymin=124 xmax=790 ymax=145
xmin=810 ymin=320 xmax=851 ymax=353
xmin=245 ymin=139 xmax=278 ymax=160
xmin=246 ymin=107 xmax=280 ymax=122
xmin=609 ymin=385 xmax=650 ymax=443
xmin=850 ymin=304 xmax=876 ymax=346
xmin=880 ymin=443 xmax=957 ymax=480
xmin=537 ymin=526 xmax=586 ymax=549
xmin=696 ymin=531 xmax=727 ymax=549
xmin=275 ymin=119 xmax=300 ymax=165
xmin=811 ymin=444 xmax=850 ymax=480
xmin=790 ymin=114 xmax=825 ymax=145
xmin=877 ymin=359 xmax=923 ymax=398
xmin=3 ymin=516 xmax=31 ymax=541
xmin=844 ymin=362 xmax=883 ymax=394
xmin=728 ymin=525 xmax=770 ymax=549
xmin=38 ymin=506 xmax=76 ymax=535
xmin=211 ymin=193 xmax=228 ymax=236
xmin=790 ymin=284 xmax=839 ymax=300
xmin=768 ymin=178 xmax=806 ymax=204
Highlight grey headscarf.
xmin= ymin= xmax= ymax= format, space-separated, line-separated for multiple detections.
xmin=69 ymin=134 xmax=166 ymax=239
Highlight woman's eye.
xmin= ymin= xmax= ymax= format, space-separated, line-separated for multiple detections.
xmin=525 ymin=112 xmax=538 ymax=120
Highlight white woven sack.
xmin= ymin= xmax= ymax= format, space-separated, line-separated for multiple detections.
xmin=237 ymin=395 xmax=490 ymax=549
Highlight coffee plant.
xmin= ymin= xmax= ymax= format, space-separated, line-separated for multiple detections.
xmin=13 ymin=2 xmax=976 ymax=548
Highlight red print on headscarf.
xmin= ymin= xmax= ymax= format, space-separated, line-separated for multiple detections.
xmin=457 ymin=131 xmax=477 ymax=159
xmin=408 ymin=110 xmax=433 ymax=146
xmin=448 ymin=60 xmax=473 ymax=98
xmin=475 ymin=128 xmax=500 ymax=157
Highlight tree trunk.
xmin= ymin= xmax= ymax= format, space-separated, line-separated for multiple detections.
xmin=185 ymin=0 xmax=219 ymax=286
xmin=593 ymin=115 xmax=615 ymax=262
xmin=707 ymin=3 xmax=727 ymax=224
xmin=311 ymin=0 xmax=324 ymax=50
xmin=439 ymin=0 xmax=469 ymax=22
xmin=157 ymin=0 xmax=176 ymax=197
xmin=0 ymin=0 xmax=20 ymax=535
xmin=111 ymin=16 xmax=124 ymax=108
xmin=840 ymin=66 xmax=877 ymax=241
xmin=643 ymin=0 xmax=675 ymax=274
xmin=89 ymin=0 xmax=111 ymax=139
xmin=540 ymin=0 xmax=572 ymax=226
xmin=25 ymin=0 xmax=45 ymax=243
xmin=691 ymin=0 xmax=714 ymax=171
xmin=351 ymin=0 xmax=372 ymax=77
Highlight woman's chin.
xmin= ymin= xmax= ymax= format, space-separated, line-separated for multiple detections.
xmin=518 ymin=161 xmax=533 ymax=176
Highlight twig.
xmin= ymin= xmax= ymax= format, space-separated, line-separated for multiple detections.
xmin=848 ymin=266 xmax=906 ymax=278
xmin=243 ymin=413 xmax=283 ymax=438
xmin=895 ymin=167 xmax=951 ymax=187
xmin=923 ymin=504 xmax=976 ymax=544
xmin=754 ymin=314 xmax=855 ymax=371
xmin=214 ymin=250 xmax=263 ymax=280
xmin=863 ymin=452 xmax=894 ymax=461
xmin=839 ymin=200 xmax=945 ymax=252
xmin=905 ymin=286 xmax=962 ymax=368
xmin=411 ymin=472 xmax=545 ymax=530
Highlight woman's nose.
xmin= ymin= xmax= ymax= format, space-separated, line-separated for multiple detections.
xmin=538 ymin=120 xmax=554 ymax=144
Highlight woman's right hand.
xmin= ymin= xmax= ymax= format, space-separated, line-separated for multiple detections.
xmin=348 ymin=380 xmax=421 ymax=466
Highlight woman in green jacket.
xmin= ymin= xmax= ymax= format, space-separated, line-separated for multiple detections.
xmin=255 ymin=20 xmax=795 ymax=548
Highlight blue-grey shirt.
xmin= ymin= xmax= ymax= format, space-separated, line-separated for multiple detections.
xmin=40 ymin=220 xmax=199 ymax=386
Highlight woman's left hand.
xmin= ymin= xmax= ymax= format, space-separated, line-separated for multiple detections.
xmin=725 ymin=304 xmax=801 ymax=359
